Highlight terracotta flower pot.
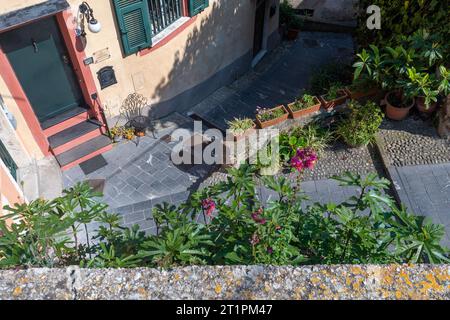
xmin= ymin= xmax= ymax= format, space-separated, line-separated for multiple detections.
xmin=286 ymin=28 xmax=300 ymax=40
xmin=255 ymin=105 xmax=289 ymax=128
xmin=286 ymin=96 xmax=321 ymax=119
xmin=385 ymin=91 xmax=415 ymax=121
xmin=416 ymin=96 xmax=437 ymax=114
xmin=320 ymin=90 xmax=348 ymax=110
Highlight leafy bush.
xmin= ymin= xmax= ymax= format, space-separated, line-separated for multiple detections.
xmin=1 ymin=166 xmax=448 ymax=268
xmin=336 ymin=100 xmax=384 ymax=147
xmin=353 ymin=33 xmax=448 ymax=108
xmin=356 ymin=1 xmax=449 ymax=62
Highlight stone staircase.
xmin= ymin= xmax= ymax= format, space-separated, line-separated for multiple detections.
xmin=42 ymin=106 xmax=112 ymax=170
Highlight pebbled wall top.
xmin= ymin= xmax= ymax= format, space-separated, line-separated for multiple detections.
xmin=0 ymin=264 xmax=449 ymax=300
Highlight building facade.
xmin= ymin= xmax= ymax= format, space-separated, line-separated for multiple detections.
xmin=0 ymin=0 xmax=280 ymax=212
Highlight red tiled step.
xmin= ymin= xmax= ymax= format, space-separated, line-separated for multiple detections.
xmin=55 ymin=135 xmax=112 ymax=171
xmin=48 ymin=120 xmax=104 ymax=155
xmin=43 ymin=107 xmax=89 ymax=137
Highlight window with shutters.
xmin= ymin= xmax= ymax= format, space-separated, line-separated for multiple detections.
xmin=148 ymin=0 xmax=183 ymax=36
xmin=0 ymin=139 xmax=18 ymax=181
xmin=113 ymin=0 xmax=209 ymax=56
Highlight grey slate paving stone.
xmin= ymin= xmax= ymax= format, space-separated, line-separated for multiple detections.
xmin=124 ymin=211 xmax=145 ymax=224
xmin=386 ymin=164 xmax=450 ymax=245
xmin=126 ymin=176 xmax=144 ymax=189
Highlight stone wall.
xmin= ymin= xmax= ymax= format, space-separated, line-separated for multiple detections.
xmin=0 ymin=265 xmax=448 ymax=300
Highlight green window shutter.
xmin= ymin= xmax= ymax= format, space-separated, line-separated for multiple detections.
xmin=113 ymin=0 xmax=152 ymax=56
xmin=189 ymin=0 xmax=209 ymax=17
xmin=0 ymin=139 xmax=18 ymax=181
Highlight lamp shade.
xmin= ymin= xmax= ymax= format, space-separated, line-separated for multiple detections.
xmin=88 ymin=19 xmax=101 ymax=33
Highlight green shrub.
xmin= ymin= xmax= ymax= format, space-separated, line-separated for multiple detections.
xmin=356 ymin=1 xmax=449 ymax=62
xmin=1 ymin=166 xmax=448 ymax=268
xmin=336 ymin=100 xmax=384 ymax=147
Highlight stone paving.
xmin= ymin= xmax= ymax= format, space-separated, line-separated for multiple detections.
xmin=387 ymin=164 xmax=450 ymax=247
xmin=379 ymin=117 xmax=450 ymax=167
xmin=377 ymin=117 xmax=450 ymax=246
xmin=63 ymin=113 xmax=217 ymax=210
xmin=192 ymin=31 xmax=354 ymax=131
xmin=116 ymin=177 xmax=362 ymax=235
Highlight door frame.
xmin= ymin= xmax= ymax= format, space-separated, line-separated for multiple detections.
xmin=251 ymin=0 xmax=270 ymax=67
xmin=0 ymin=9 xmax=103 ymax=156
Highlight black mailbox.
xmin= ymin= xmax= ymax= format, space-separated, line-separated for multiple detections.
xmin=97 ymin=66 xmax=117 ymax=89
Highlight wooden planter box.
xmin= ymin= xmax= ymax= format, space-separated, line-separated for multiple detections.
xmin=320 ymin=90 xmax=348 ymax=110
xmin=286 ymin=96 xmax=321 ymax=119
xmin=255 ymin=105 xmax=289 ymax=128
xmin=344 ymin=86 xmax=378 ymax=101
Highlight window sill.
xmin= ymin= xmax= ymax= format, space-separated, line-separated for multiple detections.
xmin=139 ymin=16 xmax=197 ymax=57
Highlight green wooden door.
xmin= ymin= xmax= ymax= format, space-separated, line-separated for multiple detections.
xmin=0 ymin=16 xmax=84 ymax=123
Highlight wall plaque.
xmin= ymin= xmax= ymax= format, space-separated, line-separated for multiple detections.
xmin=93 ymin=48 xmax=111 ymax=63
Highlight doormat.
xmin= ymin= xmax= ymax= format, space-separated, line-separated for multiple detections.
xmin=84 ymin=179 xmax=106 ymax=193
xmin=80 ymin=155 xmax=108 ymax=175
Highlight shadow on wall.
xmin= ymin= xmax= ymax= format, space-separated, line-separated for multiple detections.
xmin=147 ymin=0 xmax=252 ymax=119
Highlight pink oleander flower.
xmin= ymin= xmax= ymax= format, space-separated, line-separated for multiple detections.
xmin=290 ymin=147 xmax=318 ymax=172
xmin=250 ymin=233 xmax=260 ymax=245
xmin=251 ymin=208 xmax=266 ymax=225
xmin=201 ymin=198 xmax=216 ymax=217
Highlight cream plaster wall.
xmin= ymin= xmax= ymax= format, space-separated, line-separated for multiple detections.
xmin=64 ymin=0 xmax=280 ymax=116
xmin=0 ymin=0 xmax=280 ymax=145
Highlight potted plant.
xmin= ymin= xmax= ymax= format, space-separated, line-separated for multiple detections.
xmin=109 ymin=125 xmax=124 ymax=143
xmin=402 ymin=67 xmax=439 ymax=113
xmin=286 ymin=15 xmax=303 ymax=41
xmin=122 ymin=127 xmax=135 ymax=140
xmin=320 ymin=84 xmax=348 ymax=110
xmin=280 ymin=1 xmax=303 ymax=41
xmin=286 ymin=93 xmax=321 ymax=119
xmin=227 ymin=117 xmax=256 ymax=141
xmin=384 ymin=90 xmax=415 ymax=120
xmin=336 ymin=100 xmax=384 ymax=148
xmin=255 ymin=105 xmax=289 ymax=128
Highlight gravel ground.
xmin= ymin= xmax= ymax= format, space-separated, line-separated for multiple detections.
xmin=378 ymin=117 xmax=450 ymax=167
xmin=301 ymin=141 xmax=384 ymax=181
xmin=198 ymin=140 xmax=385 ymax=188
